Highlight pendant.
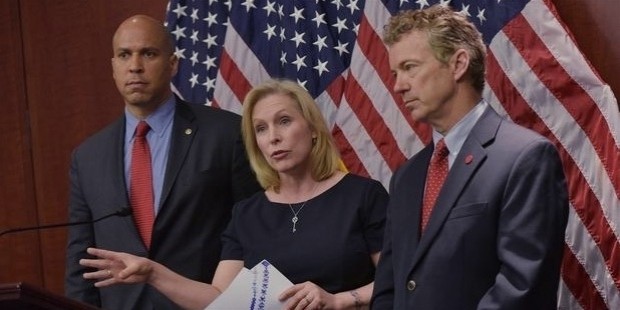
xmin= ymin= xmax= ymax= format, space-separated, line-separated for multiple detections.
xmin=292 ymin=216 xmax=298 ymax=232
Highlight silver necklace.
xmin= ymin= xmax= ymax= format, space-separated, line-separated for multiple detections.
xmin=288 ymin=202 xmax=307 ymax=233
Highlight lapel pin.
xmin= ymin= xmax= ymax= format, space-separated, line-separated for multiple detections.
xmin=184 ymin=128 xmax=192 ymax=135
xmin=465 ymin=154 xmax=474 ymax=165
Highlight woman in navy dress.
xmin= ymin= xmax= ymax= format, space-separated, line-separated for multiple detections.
xmin=80 ymin=79 xmax=388 ymax=310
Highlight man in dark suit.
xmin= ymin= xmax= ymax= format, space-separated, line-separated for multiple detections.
xmin=371 ymin=5 xmax=568 ymax=309
xmin=64 ymin=15 xmax=261 ymax=309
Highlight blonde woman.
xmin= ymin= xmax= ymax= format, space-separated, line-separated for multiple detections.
xmin=80 ymin=79 xmax=388 ymax=310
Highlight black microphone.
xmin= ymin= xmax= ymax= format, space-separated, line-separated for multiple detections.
xmin=0 ymin=207 xmax=132 ymax=237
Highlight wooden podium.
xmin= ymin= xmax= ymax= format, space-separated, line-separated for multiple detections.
xmin=0 ymin=282 xmax=99 ymax=310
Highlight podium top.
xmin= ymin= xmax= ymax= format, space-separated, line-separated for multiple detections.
xmin=0 ymin=282 xmax=100 ymax=310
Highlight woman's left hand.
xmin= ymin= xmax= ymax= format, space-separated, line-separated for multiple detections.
xmin=279 ymin=281 xmax=337 ymax=310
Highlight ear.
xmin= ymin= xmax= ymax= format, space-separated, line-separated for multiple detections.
xmin=451 ymin=48 xmax=470 ymax=81
xmin=111 ymin=58 xmax=117 ymax=80
xmin=170 ymin=54 xmax=179 ymax=76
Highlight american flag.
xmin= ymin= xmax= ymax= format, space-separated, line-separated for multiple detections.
xmin=165 ymin=0 xmax=620 ymax=308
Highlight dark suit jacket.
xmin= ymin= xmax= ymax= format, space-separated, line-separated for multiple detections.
xmin=372 ymin=107 xmax=568 ymax=309
xmin=65 ymin=98 xmax=261 ymax=310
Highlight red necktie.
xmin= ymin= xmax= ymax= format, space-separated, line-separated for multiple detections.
xmin=130 ymin=121 xmax=154 ymax=248
xmin=421 ymin=139 xmax=449 ymax=233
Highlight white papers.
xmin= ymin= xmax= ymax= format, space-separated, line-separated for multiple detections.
xmin=206 ymin=260 xmax=293 ymax=310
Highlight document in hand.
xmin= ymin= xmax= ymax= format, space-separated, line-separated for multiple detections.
xmin=205 ymin=260 xmax=293 ymax=310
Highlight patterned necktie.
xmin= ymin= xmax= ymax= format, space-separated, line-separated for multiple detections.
xmin=421 ymin=139 xmax=449 ymax=233
xmin=130 ymin=121 xmax=154 ymax=248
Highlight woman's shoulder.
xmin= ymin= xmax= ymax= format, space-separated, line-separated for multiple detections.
xmin=325 ymin=173 xmax=387 ymax=198
xmin=232 ymin=191 xmax=269 ymax=211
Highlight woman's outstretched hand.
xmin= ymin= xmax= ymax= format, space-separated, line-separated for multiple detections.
xmin=80 ymin=247 xmax=155 ymax=287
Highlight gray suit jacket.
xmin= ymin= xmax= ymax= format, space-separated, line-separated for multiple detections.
xmin=65 ymin=98 xmax=261 ymax=310
xmin=372 ymin=107 xmax=568 ymax=309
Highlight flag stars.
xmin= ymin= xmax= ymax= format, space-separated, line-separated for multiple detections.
xmin=203 ymin=77 xmax=216 ymax=92
xmin=292 ymin=54 xmax=307 ymax=71
xmin=346 ymin=0 xmax=360 ymax=14
xmin=264 ymin=24 xmax=277 ymax=40
xmin=313 ymin=59 xmax=330 ymax=76
xmin=171 ymin=25 xmax=186 ymax=40
xmin=277 ymin=4 xmax=285 ymax=19
xmin=290 ymin=31 xmax=306 ymax=48
xmin=190 ymin=30 xmax=200 ymax=44
xmin=263 ymin=1 xmax=277 ymax=17
xmin=314 ymin=35 xmax=328 ymax=52
xmin=290 ymin=6 xmax=305 ymax=23
xmin=416 ymin=0 xmax=430 ymax=9
xmin=331 ymin=0 xmax=344 ymax=10
xmin=280 ymin=51 xmax=288 ymax=65
xmin=312 ymin=12 xmax=326 ymax=28
xmin=477 ymin=8 xmax=486 ymax=24
xmin=204 ymin=12 xmax=218 ymax=27
xmin=203 ymin=55 xmax=217 ymax=70
xmin=459 ymin=4 xmax=471 ymax=17
xmin=297 ymin=79 xmax=308 ymax=90
xmin=174 ymin=46 xmax=186 ymax=60
xmin=334 ymin=40 xmax=350 ymax=56
xmin=203 ymin=33 xmax=218 ymax=49
xmin=332 ymin=17 xmax=348 ymax=34
xmin=190 ymin=51 xmax=199 ymax=66
xmin=241 ymin=0 xmax=256 ymax=12
xmin=172 ymin=3 xmax=187 ymax=19
xmin=439 ymin=0 xmax=451 ymax=6
xmin=190 ymin=9 xmax=200 ymax=23
xmin=188 ymin=73 xmax=199 ymax=88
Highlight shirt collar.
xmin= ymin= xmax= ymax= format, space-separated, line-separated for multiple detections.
xmin=125 ymin=95 xmax=175 ymax=138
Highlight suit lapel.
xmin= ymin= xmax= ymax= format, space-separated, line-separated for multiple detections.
xmin=159 ymin=100 xmax=196 ymax=210
xmin=408 ymin=107 xmax=501 ymax=271
xmin=398 ymin=146 xmax=433 ymax=258
xmin=112 ymin=117 xmax=131 ymax=209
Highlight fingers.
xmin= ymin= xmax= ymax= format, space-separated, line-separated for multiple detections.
xmin=281 ymin=282 xmax=326 ymax=310
xmin=80 ymin=257 xmax=109 ymax=270
xmin=86 ymin=247 xmax=116 ymax=259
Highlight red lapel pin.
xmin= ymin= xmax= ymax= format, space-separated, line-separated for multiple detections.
xmin=464 ymin=154 xmax=474 ymax=164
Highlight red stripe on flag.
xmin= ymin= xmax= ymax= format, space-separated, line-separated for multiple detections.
xmin=504 ymin=13 xmax=620 ymax=195
xmin=219 ymin=49 xmax=253 ymax=104
xmin=332 ymin=125 xmax=369 ymax=177
xmin=344 ymin=76 xmax=407 ymax=171
xmin=487 ymin=50 xmax=620 ymax=297
xmin=562 ymin=244 xmax=608 ymax=310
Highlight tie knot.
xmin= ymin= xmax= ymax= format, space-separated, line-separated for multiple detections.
xmin=434 ymin=139 xmax=449 ymax=159
xmin=135 ymin=121 xmax=150 ymax=137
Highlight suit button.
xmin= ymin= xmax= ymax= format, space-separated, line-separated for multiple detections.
xmin=407 ymin=280 xmax=416 ymax=291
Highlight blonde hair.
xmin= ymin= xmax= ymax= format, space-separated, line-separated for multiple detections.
xmin=241 ymin=79 xmax=342 ymax=191
xmin=383 ymin=5 xmax=486 ymax=93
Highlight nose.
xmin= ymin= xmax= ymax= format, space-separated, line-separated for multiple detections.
xmin=129 ymin=54 xmax=144 ymax=73
xmin=268 ymin=127 xmax=281 ymax=144
xmin=392 ymin=73 xmax=408 ymax=94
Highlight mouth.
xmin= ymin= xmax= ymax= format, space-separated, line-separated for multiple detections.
xmin=403 ymin=99 xmax=418 ymax=110
xmin=270 ymin=150 xmax=289 ymax=160
xmin=126 ymin=80 xmax=147 ymax=87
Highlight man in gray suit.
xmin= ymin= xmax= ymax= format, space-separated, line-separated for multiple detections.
xmin=371 ymin=5 xmax=568 ymax=309
xmin=64 ymin=15 xmax=261 ymax=309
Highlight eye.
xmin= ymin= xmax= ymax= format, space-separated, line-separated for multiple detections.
xmin=144 ymin=51 xmax=157 ymax=58
xmin=254 ymin=124 xmax=266 ymax=133
xmin=117 ymin=52 xmax=129 ymax=59
xmin=279 ymin=116 xmax=291 ymax=125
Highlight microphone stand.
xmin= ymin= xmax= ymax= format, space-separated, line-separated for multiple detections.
xmin=0 ymin=207 xmax=131 ymax=237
